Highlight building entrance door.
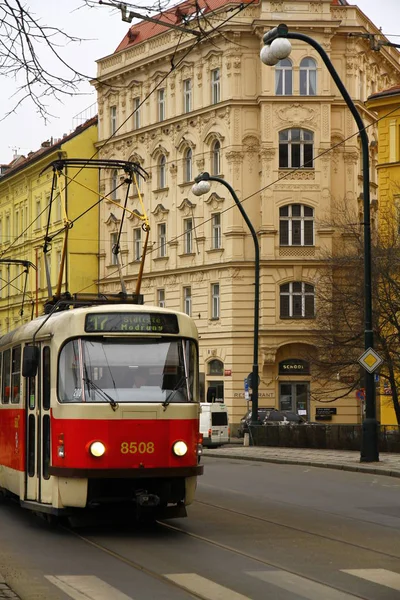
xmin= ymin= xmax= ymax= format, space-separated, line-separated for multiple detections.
xmin=279 ymin=382 xmax=309 ymax=419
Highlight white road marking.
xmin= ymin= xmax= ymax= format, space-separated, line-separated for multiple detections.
xmin=45 ymin=575 xmax=134 ymax=600
xmin=342 ymin=568 xmax=400 ymax=591
xmin=165 ymin=573 xmax=251 ymax=600
xmin=247 ymin=570 xmax=361 ymax=600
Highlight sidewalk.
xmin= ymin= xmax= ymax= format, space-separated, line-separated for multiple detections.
xmin=0 ymin=574 xmax=20 ymax=599
xmin=203 ymin=443 xmax=400 ymax=478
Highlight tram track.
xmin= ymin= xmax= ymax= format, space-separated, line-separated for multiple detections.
xmin=193 ymin=498 xmax=400 ymax=561
xmin=62 ymin=502 xmax=396 ymax=600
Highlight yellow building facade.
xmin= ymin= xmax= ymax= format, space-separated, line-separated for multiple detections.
xmin=366 ymin=86 xmax=400 ymax=425
xmin=0 ymin=118 xmax=99 ymax=330
xmin=94 ymin=0 xmax=400 ymax=432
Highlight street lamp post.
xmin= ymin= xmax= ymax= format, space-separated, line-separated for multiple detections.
xmin=260 ymin=24 xmax=379 ymax=462
xmin=192 ymin=173 xmax=260 ymax=426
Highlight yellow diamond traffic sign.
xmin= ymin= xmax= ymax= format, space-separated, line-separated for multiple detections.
xmin=358 ymin=347 xmax=383 ymax=373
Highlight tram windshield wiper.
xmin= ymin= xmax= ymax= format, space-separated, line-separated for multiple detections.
xmin=162 ymin=376 xmax=186 ymax=410
xmin=84 ymin=370 xmax=119 ymax=412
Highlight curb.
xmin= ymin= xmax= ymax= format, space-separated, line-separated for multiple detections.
xmin=204 ymin=452 xmax=400 ymax=478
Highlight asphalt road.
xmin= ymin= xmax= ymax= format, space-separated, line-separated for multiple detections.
xmin=1 ymin=457 xmax=400 ymax=599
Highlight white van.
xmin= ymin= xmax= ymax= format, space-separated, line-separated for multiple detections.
xmin=200 ymin=402 xmax=230 ymax=447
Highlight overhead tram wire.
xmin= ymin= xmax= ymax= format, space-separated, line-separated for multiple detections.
xmin=29 ymin=94 xmax=400 ymax=251
xmin=0 ymin=0 xmax=257 ymax=260
xmin=74 ymin=100 xmax=400 ymax=292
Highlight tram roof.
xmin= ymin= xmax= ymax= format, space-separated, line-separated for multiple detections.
xmin=0 ymin=304 xmax=198 ymax=347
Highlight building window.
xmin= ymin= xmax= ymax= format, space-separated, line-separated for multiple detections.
xmin=111 ymin=170 xmax=119 ymax=200
xmin=211 ymin=283 xmax=220 ymax=319
xmin=133 ymin=97 xmax=141 ymax=129
xmin=159 ymin=155 xmax=167 ymax=189
xmin=55 ymin=195 xmax=62 ymax=222
xmin=158 ymin=89 xmax=165 ymax=121
xmin=183 ymin=286 xmax=192 ymax=316
xmin=212 ymin=140 xmax=221 ymax=175
xmin=275 ymin=59 xmax=293 ymax=95
xmin=158 ymin=223 xmax=167 ymax=257
xmin=211 ymin=68 xmax=220 ymax=104
xmin=184 ymin=218 xmax=193 ymax=254
xmin=183 ymin=78 xmax=192 ymax=113
xmin=212 ymin=213 xmax=221 ymax=249
xmin=158 ymin=289 xmax=165 ymax=307
xmin=110 ymin=232 xmax=118 ymax=265
xmin=35 ymin=202 xmax=41 ymax=229
xmin=14 ymin=211 xmax=18 ymax=239
xmin=280 ymin=282 xmax=315 ymax=318
xmin=279 ymin=204 xmax=314 ymax=246
xmin=279 ymin=129 xmax=314 ymax=169
xmin=134 ymin=227 xmax=142 ymax=261
xmin=110 ymin=105 xmax=117 ymax=135
xmin=300 ymin=57 xmax=317 ymax=96
xmin=184 ymin=148 xmax=193 ymax=182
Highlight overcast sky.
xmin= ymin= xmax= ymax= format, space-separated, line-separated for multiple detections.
xmin=0 ymin=0 xmax=399 ymax=164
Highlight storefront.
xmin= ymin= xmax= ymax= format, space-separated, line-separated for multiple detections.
xmin=278 ymin=359 xmax=310 ymax=419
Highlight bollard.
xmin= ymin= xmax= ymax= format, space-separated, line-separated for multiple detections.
xmin=244 ymin=433 xmax=250 ymax=447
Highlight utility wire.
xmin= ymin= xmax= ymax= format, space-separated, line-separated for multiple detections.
xmin=78 ymin=100 xmax=400 ymax=291
xmin=0 ymin=0 xmax=256 ymax=259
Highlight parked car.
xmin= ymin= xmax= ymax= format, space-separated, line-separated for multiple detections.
xmin=237 ymin=408 xmax=274 ymax=437
xmin=263 ymin=409 xmax=306 ymax=425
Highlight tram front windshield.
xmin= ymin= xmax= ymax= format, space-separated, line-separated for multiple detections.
xmin=58 ymin=337 xmax=197 ymax=404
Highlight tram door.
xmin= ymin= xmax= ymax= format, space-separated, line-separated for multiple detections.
xmin=25 ymin=344 xmax=52 ymax=503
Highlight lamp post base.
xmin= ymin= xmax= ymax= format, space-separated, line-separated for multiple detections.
xmin=360 ymin=418 xmax=380 ymax=462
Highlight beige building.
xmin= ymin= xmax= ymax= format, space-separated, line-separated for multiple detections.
xmin=93 ymin=0 xmax=400 ymax=431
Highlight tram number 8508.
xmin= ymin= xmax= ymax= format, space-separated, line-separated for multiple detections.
xmin=120 ymin=441 xmax=155 ymax=454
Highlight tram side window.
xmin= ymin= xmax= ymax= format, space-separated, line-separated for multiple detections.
xmin=11 ymin=346 xmax=21 ymax=404
xmin=2 ymin=349 xmax=10 ymax=404
xmin=43 ymin=346 xmax=51 ymax=410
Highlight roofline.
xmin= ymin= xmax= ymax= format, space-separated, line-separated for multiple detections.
xmin=367 ymin=88 xmax=400 ymax=102
xmin=0 ymin=116 xmax=98 ymax=184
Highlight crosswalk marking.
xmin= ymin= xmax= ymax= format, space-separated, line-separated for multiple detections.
xmin=45 ymin=575 xmax=134 ymax=600
xmin=342 ymin=569 xmax=400 ymax=592
xmin=165 ymin=573 xmax=251 ymax=600
xmin=44 ymin=569 xmax=400 ymax=600
xmin=247 ymin=570 xmax=361 ymax=600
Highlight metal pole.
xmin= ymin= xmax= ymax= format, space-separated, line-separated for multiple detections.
xmin=195 ymin=173 xmax=260 ymax=425
xmin=264 ymin=25 xmax=378 ymax=461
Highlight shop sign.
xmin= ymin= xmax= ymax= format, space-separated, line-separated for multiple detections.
xmin=316 ymin=408 xmax=337 ymax=416
xmin=315 ymin=407 xmax=337 ymax=421
xmin=278 ymin=359 xmax=310 ymax=375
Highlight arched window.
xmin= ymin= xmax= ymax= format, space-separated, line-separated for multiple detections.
xmin=212 ymin=140 xmax=221 ymax=175
xmin=208 ymin=359 xmax=224 ymax=375
xmin=111 ymin=170 xmax=118 ymax=200
xmin=279 ymin=129 xmax=313 ymax=169
xmin=279 ymin=204 xmax=314 ymax=246
xmin=184 ymin=148 xmax=193 ymax=182
xmin=300 ymin=57 xmax=317 ymax=96
xmin=159 ymin=155 xmax=167 ymax=189
xmin=275 ymin=59 xmax=293 ymax=96
xmin=280 ymin=282 xmax=315 ymax=319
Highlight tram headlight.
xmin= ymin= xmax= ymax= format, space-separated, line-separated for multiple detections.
xmin=89 ymin=441 xmax=106 ymax=457
xmin=172 ymin=441 xmax=188 ymax=457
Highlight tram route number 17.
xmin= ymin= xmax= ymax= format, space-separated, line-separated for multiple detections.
xmin=120 ymin=441 xmax=155 ymax=454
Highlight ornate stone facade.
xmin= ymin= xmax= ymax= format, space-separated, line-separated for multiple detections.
xmin=94 ymin=0 xmax=400 ymax=430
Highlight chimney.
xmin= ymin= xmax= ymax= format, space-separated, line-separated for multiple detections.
xmin=41 ymin=140 xmax=51 ymax=148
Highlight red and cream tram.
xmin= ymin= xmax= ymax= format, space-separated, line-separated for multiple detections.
xmin=0 ymin=298 xmax=203 ymax=520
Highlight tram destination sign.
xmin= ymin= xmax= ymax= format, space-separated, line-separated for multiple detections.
xmin=85 ymin=313 xmax=179 ymax=334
